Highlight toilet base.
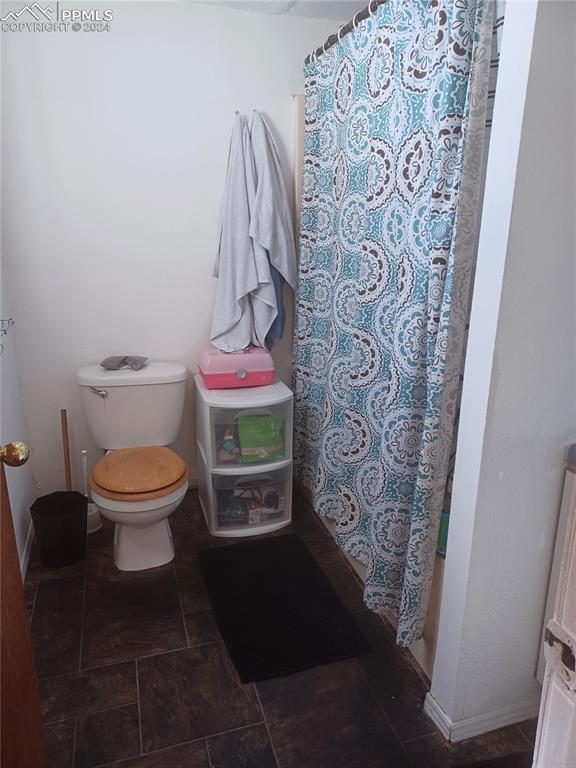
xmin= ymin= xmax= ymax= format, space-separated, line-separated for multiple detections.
xmin=113 ymin=519 xmax=175 ymax=571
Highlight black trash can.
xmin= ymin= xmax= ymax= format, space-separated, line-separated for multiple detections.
xmin=30 ymin=491 xmax=87 ymax=567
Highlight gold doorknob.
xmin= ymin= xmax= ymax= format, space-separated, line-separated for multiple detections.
xmin=0 ymin=441 xmax=30 ymax=467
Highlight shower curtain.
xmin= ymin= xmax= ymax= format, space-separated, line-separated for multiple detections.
xmin=293 ymin=0 xmax=494 ymax=644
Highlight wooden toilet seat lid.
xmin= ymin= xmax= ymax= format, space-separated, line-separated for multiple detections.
xmin=90 ymin=471 xmax=188 ymax=502
xmin=92 ymin=447 xmax=187 ymax=495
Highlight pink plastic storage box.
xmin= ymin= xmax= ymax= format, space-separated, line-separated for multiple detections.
xmin=198 ymin=346 xmax=275 ymax=389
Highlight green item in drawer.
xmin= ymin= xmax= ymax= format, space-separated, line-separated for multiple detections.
xmin=237 ymin=414 xmax=284 ymax=463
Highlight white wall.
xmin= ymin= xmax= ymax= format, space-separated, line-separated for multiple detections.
xmin=2 ymin=2 xmax=338 ymax=493
xmin=0 ymin=27 xmax=39 ymax=567
xmin=0 ymin=275 xmax=39 ymax=565
xmin=428 ymin=0 xmax=576 ymax=740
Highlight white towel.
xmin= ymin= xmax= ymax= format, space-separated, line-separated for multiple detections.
xmin=249 ymin=111 xmax=297 ymax=289
xmin=210 ymin=115 xmax=277 ymax=352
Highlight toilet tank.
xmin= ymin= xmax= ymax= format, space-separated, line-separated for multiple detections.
xmin=77 ymin=362 xmax=188 ymax=449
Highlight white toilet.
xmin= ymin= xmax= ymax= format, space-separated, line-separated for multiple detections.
xmin=77 ymin=362 xmax=189 ymax=571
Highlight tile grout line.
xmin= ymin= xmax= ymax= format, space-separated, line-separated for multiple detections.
xmin=353 ymin=656 xmax=418 ymax=765
xmin=253 ymin=683 xmax=282 ymax=768
xmin=401 ymin=731 xmax=441 ymax=746
xmin=29 ymin=581 xmax=39 ymax=622
xmin=297 ymin=492 xmax=369 ymax=589
xmin=77 ymin=556 xmax=88 ymax=672
xmin=202 ymin=719 xmax=265 ymax=741
xmin=113 ymin=723 xmax=265 ymax=767
xmin=205 ymin=736 xmax=213 ymax=768
xmin=516 ymin=722 xmax=536 ymax=750
xmin=173 ymin=560 xmax=191 ymax=648
xmin=38 ymin=657 xmax=137 ymax=682
xmin=135 ymin=659 xmax=144 ymax=756
xmin=379 ymin=614 xmax=432 ymax=688
xmin=65 ymin=637 xmax=221 ymax=679
xmin=97 ymin=736 xmax=210 ymax=768
xmin=85 ymin=642 xmax=189 ymax=669
xmin=50 ymin=700 xmax=139 ymax=728
xmin=71 ymin=716 xmax=78 ymax=768
xmin=44 ymin=695 xmax=140 ymax=727
xmin=184 ymin=637 xmax=224 ymax=651
xmin=139 ymin=639 xmax=218 ymax=659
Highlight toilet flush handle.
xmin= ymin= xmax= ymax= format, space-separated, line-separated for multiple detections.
xmin=89 ymin=387 xmax=108 ymax=398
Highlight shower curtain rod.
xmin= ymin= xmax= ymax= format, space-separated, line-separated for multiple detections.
xmin=304 ymin=0 xmax=388 ymax=65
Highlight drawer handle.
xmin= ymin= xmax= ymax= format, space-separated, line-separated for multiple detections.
xmin=234 ymin=474 xmax=274 ymax=488
xmin=234 ymin=409 xmax=273 ymax=421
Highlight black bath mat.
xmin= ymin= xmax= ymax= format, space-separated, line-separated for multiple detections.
xmin=198 ymin=534 xmax=370 ymax=682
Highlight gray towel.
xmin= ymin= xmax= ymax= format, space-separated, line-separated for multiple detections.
xmin=210 ymin=115 xmax=277 ymax=352
xmin=249 ymin=111 xmax=296 ymax=289
xmin=100 ymin=356 xmax=148 ymax=371
xmin=265 ymin=265 xmax=285 ymax=350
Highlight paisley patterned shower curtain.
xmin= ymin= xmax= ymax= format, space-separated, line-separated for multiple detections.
xmin=293 ymin=0 xmax=494 ymax=645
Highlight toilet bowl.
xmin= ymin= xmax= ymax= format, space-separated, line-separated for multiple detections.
xmin=90 ymin=445 xmax=188 ymax=571
xmin=78 ymin=360 xmax=189 ymax=572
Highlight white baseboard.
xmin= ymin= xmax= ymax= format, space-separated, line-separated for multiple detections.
xmin=424 ymin=692 xmax=453 ymax=739
xmin=424 ymin=692 xmax=541 ymax=743
xmin=20 ymin=519 xmax=34 ymax=578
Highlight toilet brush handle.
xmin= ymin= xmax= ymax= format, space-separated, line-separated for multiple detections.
xmin=81 ymin=449 xmax=89 ymax=498
xmin=60 ymin=409 xmax=72 ymax=491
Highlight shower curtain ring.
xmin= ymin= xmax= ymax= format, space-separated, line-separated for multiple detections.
xmin=337 ymin=24 xmax=345 ymax=41
xmin=353 ymin=10 xmax=362 ymax=27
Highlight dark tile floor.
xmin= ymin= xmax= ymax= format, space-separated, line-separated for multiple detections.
xmin=26 ymin=488 xmax=537 ymax=768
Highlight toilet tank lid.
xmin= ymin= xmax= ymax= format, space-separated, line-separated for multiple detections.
xmin=77 ymin=362 xmax=188 ymax=387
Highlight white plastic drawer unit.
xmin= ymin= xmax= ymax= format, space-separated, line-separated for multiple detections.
xmin=198 ymin=454 xmax=292 ymax=537
xmin=194 ymin=375 xmax=293 ymax=470
xmin=194 ymin=374 xmax=294 ymax=537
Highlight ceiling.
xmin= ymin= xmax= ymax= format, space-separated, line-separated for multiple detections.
xmin=208 ymin=1 xmax=367 ymax=22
